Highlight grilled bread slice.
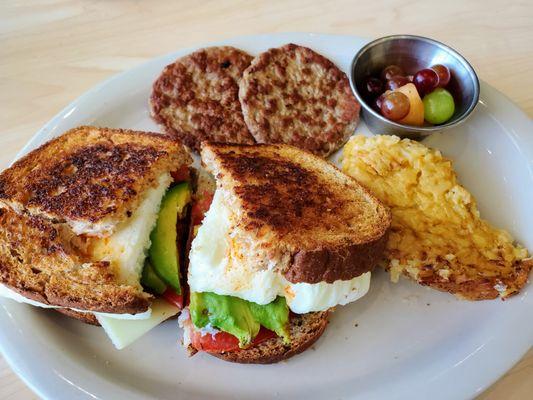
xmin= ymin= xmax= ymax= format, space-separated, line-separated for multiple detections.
xmin=56 ymin=308 xmax=100 ymax=326
xmin=0 ymin=126 xmax=190 ymax=236
xmin=200 ymin=142 xmax=391 ymax=284
xmin=0 ymin=126 xmax=191 ymax=316
xmin=342 ymin=135 xmax=532 ymax=300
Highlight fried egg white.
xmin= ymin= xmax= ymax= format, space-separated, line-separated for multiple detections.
xmin=92 ymin=173 xmax=172 ymax=288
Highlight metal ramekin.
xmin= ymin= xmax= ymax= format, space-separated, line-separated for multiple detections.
xmin=350 ymin=35 xmax=480 ymax=138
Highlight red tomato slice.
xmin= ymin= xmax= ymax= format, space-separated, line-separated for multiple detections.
xmin=253 ymin=327 xmax=277 ymax=343
xmin=162 ymin=288 xmax=183 ymax=309
xmin=170 ymin=166 xmax=190 ymax=182
xmin=190 ymin=192 xmax=214 ymax=226
xmin=191 ymin=326 xmax=276 ymax=353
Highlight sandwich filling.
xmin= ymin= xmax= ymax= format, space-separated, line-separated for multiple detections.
xmin=187 ymin=188 xmax=371 ymax=349
xmin=92 ymin=173 xmax=173 ymax=288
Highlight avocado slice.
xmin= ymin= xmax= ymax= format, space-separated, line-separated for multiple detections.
xmin=248 ymin=296 xmax=290 ymax=344
xmin=190 ymin=292 xmax=290 ymax=347
xmin=149 ymin=182 xmax=190 ymax=294
xmin=141 ymin=261 xmax=167 ymax=295
xmin=190 ymin=292 xmax=260 ymax=346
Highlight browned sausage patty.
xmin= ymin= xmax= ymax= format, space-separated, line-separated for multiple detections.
xmin=239 ymin=44 xmax=360 ymax=157
xmin=150 ymin=46 xmax=255 ymax=152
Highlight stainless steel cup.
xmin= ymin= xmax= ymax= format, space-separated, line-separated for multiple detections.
xmin=350 ymin=35 xmax=480 ymax=138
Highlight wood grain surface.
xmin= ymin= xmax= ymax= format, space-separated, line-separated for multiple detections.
xmin=0 ymin=0 xmax=531 ymax=399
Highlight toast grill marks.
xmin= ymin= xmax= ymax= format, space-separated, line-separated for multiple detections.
xmin=0 ymin=208 xmax=149 ymax=314
xmin=239 ymin=43 xmax=360 ymax=157
xmin=0 ymin=126 xmax=190 ymax=236
xmin=150 ymin=46 xmax=255 ymax=152
xmin=201 ymin=143 xmax=391 ymax=284
xmin=27 ymin=144 xmax=163 ymax=227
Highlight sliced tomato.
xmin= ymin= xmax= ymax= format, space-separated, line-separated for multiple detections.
xmin=190 ymin=326 xmax=276 ymax=353
xmin=191 ymin=330 xmax=239 ymax=352
xmin=171 ymin=166 xmax=190 ymax=182
xmin=190 ymin=192 xmax=214 ymax=226
xmin=162 ymin=288 xmax=183 ymax=309
xmin=252 ymin=327 xmax=277 ymax=344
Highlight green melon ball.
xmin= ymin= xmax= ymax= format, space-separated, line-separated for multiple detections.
xmin=423 ymin=88 xmax=455 ymax=124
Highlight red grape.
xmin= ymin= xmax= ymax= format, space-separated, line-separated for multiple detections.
xmin=385 ymin=75 xmax=410 ymax=91
xmin=375 ymin=93 xmax=386 ymax=111
xmin=364 ymin=77 xmax=384 ymax=97
xmin=380 ymin=91 xmax=410 ymax=121
xmin=381 ymin=65 xmax=404 ymax=81
xmin=431 ymin=64 xmax=451 ymax=87
xmin=413 ymin=68 xmax=439 ymax=96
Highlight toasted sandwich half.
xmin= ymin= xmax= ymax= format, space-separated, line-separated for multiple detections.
xmin=0 ymin=126 xmax=192 ymax=348
xmin=180 ymin=143 xmax=391 ymax=363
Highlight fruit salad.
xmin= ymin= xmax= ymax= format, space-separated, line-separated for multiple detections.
xmin=362 ymin=63 xmax=455 ymax=126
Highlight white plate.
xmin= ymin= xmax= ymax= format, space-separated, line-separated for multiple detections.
xmin=0 ymin=33 xmax=532 ymax=400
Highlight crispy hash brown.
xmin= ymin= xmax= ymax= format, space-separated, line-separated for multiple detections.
xmin=342 ymin=135 xmax=532 ymax=300
xmin=239 ymin=43 xmax=360 ymax=157
xmin=150 ymin=46 xmax=255 ymax=152
xmin=0 ymin=126 xmax=190 ymax=236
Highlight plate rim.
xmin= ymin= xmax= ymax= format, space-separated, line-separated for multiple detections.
xmin=1 ymin=32 xmax=532 ymax=400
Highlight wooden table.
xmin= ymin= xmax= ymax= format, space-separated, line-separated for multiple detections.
xmin=1 ymin=1 xmax=531 ymax=398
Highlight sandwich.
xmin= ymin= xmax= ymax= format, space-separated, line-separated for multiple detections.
xmin=180 ymin=143 xmax=391 ymax=363
xmin=0 ymin=126 xmax=192 ymax=349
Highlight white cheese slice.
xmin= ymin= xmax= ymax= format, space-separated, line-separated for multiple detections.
xmin=189 ymin=189 xmax=371 ymax=313
xmin=95 ymin=299 xmax=180 ymax=350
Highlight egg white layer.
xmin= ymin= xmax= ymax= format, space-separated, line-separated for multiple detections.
xmin=188 ymin=189 xmax=371 ymax=313
xmin=92 ymin=172 xmax=172 ymax=287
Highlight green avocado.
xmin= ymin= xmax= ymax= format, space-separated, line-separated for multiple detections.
xmin=190 ymin=292 xmax=290 ymax=347
xmin=249 ymin=296 xmax=290 ymax=344
xmin=140 ymin=261 xmax=167 ymax=295
xmin=148 ymin=182 xmax=190 ymax=294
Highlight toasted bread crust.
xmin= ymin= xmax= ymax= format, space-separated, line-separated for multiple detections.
xmin=150 ymin=46 xmax=255 ymax=152
xmin=211 ymin=311 xmax=329 ymax=364
xmin=285 ymin=232 xmax=388 ymax=284
xmin=0 ymin=126 xmax=191 ymax=235
xmin=0 ymin=207 xmax=150 ymax=314
xmin=239 ymin=43 xmax=360 ymax=157
xmin=55 ymin=308 xmax=100 ymax=326
xmin=201 ymin=142 xmax=391 ymax=283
